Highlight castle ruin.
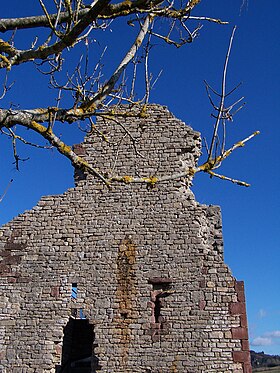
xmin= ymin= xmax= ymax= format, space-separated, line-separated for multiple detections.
xmin=0 ymin=105 xmax=252 ymax=372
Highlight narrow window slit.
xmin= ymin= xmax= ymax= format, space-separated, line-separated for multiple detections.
xmin=71 ymin=283 xmax=77 ymax=300
xmin=154 ymin=295 xmax=162 ymax=324
xmin=148 ymin=277 xmax=174 ymax=340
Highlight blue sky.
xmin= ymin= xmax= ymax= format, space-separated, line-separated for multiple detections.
xmin=0 ymin=1 xmax=280 ymax=355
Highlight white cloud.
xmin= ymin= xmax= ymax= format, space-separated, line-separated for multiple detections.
xmin=251 ymin=337 xmax=272 ymax=346
xmin=265 ymin=331 xmax=280 ymax=338
xmin=251 ymin=331 xmax=280 ymax=348
xmin=258 ymin=309 xmax=267 ymax=319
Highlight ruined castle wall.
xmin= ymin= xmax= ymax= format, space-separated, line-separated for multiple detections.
xmin=0 ymin=105 xmax=251 ymax=373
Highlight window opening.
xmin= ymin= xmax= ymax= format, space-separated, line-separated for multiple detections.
xmin=70 ymin=283 xmax=86 ymax=321
xmin=71 ymin=283 xmax=77 ymax=300
xmin=154 ymin=295 xmax=162 ymax=324
xmin=148 ymin=277 xmax=173 ymax=341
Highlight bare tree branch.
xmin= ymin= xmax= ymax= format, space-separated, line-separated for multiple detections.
xmin=0 ymin=0 xmax=218 ymax=33
xmin=81 ymin=15 xmax=151 ymax=110
xmin=0 ymin=0 xmax=111 ymax=69
xmin=0 ymin=2 xmax=257 ymax=189
xmin=207 ymin=26 xmax=237 ymax=161
xmin=0 ymin=179 xmax=13 ymax=203
xmin=109 ymin=131 xmax=260 ymax=187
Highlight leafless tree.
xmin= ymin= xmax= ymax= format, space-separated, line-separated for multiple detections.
xmin=0 ymin=0 xmax=258 ymax=189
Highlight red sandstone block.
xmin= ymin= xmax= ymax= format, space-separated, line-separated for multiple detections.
xmin=229 ymin=302 xmax=246 ymax=315
xmin=55 ymin=344 xmax=62 ymax=355
xmin=235 ymin=281 xmax=245 ymax=302
xmin=232 ymin=351 xmax=250 ymax=363
xmin=235 ymin=280 xmax=244 ymax=291
xmin=51 ymin=286 xmax=60 ymax=298
xmin=2 ymin=255 xmax=21 ymax=265
xmin=0 ymin=249 xmax=10 ymax=257
xmin=231 ymin=327 xmax=248 ymax=340
xmin=73 ymin=143 xmax=85 ymax=155
xmin=242 ymin=339 xmax=250 ymax=351
xmin=148 ymin=277 xmax=173 ymax=284
xmin=7 ymin=277 xmax=17 ymax=283
xmin=240 ymin=314 xmax=248 ymax=328
xmin=199 ymin=300 xmax=206 ymax=310
xmin=244 ymin=361 xmax=253 ymax=373
xmin=0 ymin=264 xmax=11 ymax=275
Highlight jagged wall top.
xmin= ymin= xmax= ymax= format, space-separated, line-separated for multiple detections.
xmin=73 ymin=104 xmax=201 ymax=187
xmin=0 ymin=104 xmax=251 ymax=373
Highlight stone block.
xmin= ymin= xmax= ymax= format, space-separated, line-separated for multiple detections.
xmin=231 ymin=327 xmax=248 ymax=340
xmin=230 ymin=302 xmax=246 ymax=316
xmin=232 ymin=351 xmax=250 ymax=363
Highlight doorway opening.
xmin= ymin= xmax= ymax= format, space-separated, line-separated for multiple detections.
xmin=57 ymin=318 xmax=99 ymax=372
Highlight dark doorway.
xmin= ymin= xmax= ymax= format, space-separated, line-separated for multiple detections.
xmin=57 ymin=318 xmax=99 ymax=373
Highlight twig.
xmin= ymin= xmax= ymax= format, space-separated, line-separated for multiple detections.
xmin=81 ymin=15 xmax=151 ymax=110
xmin=206 ymin=171 xmax=250 ymax=187
xmin=207 ymin=26 xmax=237 ymax=161
xmin=0 ymin=179 xmax=13 ymax=203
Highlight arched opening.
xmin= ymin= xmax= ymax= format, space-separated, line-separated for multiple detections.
xmin=57 ymin=318 xmax=99 ymax=373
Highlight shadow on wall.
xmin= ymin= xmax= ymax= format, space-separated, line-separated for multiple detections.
xmin=55 ymin=318 xmax=100 ymax=373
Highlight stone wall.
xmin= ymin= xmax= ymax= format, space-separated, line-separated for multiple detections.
xmin=0 ymin=105 xmax=251 ymax=372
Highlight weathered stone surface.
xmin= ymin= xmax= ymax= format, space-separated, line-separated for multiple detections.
xmin=0 ymin=105 xmax=251 ymax=372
